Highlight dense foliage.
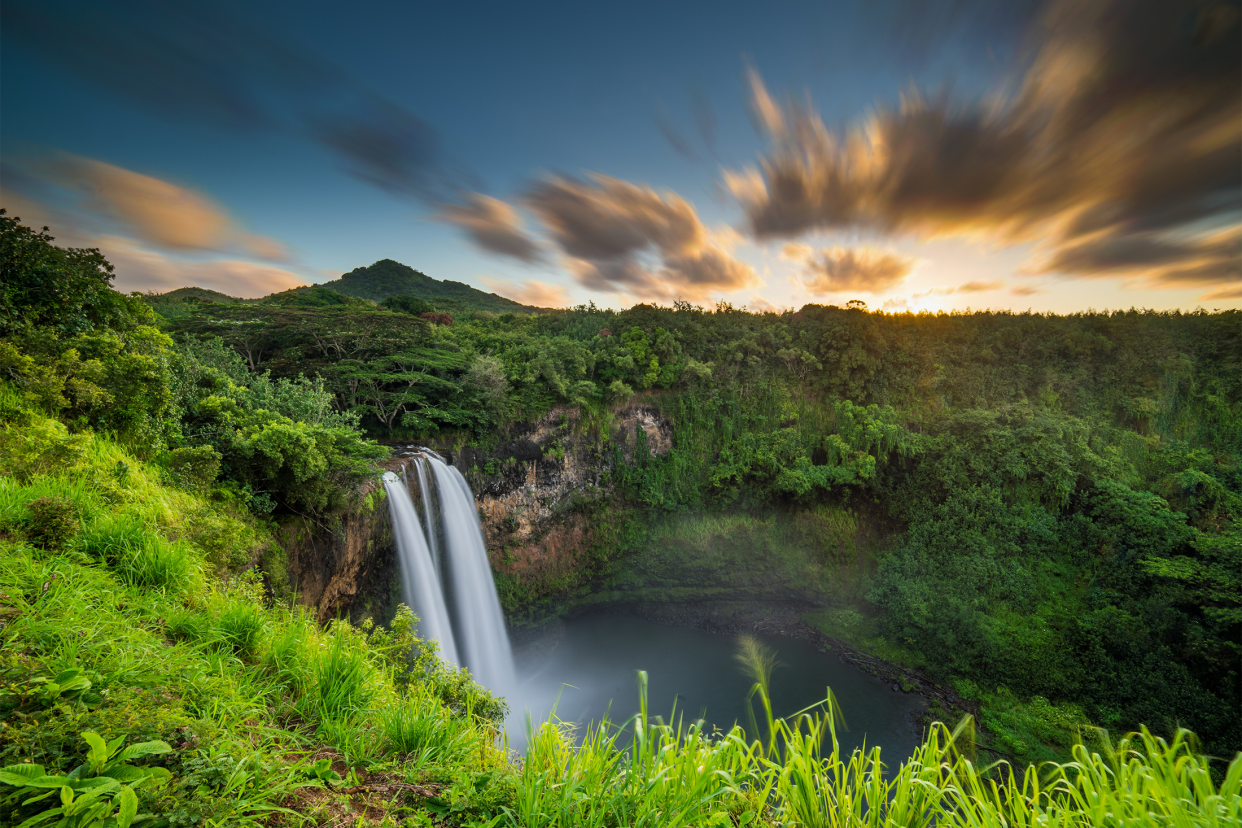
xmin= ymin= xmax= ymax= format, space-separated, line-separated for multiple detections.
xmin=156 ymin=270 xmax=1242 ymax=760
xmin=1 ymin=214 xmax=1238 ymax=823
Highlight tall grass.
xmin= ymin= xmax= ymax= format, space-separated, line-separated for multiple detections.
xmin=507 ymin=646 xmax=1242 ymax=828
xmin=305 ymin=622 xmax=377 ymax=723
xmin=80 ymin=513 xmax=199 ymax=593
xmin=378 ymin=688 xmax=472 ymax=767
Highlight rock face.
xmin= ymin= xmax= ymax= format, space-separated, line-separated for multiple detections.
xmin=281 ymin=399 xmax=674 ymax=624
xmin=460 ymin=401 xmax=670 ymax=589
xmin=279 ymin=459 xmax=402 ymax=624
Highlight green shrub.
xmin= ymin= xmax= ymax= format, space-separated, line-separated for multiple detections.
xmin=160 ymin=445 xmax=222 ymax=492
xmin=24 ymin=495 xmax=79 ymax=549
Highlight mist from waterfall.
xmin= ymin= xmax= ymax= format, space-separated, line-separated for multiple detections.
xmin=382 ymin=472 xmax=459 ymax=666
xmin=382 ymin=456 xmax=515 ymax=695
xmin=426 ymin=456 xmax=516 ymax=694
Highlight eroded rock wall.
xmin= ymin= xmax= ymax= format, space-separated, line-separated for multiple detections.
xmin=280 ymin=400 xmax=674 ymax=623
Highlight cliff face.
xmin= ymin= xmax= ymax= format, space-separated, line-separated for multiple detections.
xmin=282 ymin=401 xmax=673 ymax=624
xmin=461 ymin=402 xmax=670 ymax=591
xmin=279 ymin=460 xmax=401 ymax=624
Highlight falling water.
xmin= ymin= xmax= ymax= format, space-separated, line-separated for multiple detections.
xmin=414 ymin=458 xmax=441 ymax=579
xmin=426 ymin=456 xmax=516 ymax=693
xmin=382 ymin=471 xmax=459 ymax=665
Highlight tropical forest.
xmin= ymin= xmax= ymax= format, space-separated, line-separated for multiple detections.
xmin=2 ymin=0 xmax=1241 ymax=824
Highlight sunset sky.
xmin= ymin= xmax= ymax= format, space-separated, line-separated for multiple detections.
xmin=3 ymin=0 xmax=1239 ymax=312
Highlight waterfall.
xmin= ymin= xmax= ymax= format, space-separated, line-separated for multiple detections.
xmin=382 ymin=471 xmax=459 ymax=665
xmin=414 ymin=458 xmax=441 ymax=579
xmin=426 ymin=456 xmax=516 ymax=694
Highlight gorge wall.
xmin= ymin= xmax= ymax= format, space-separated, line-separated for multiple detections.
xmin=282 ymin=400 xmax=677 ymax=624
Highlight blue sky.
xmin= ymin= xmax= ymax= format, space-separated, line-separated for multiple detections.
xmin=3 ymin=0 xmax=1238 ymax=312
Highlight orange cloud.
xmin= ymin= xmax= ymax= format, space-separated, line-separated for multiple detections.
xmin=23 ymin=154 xmax=289 ymax=260
xmin=731 ymin=1 xmax=1240 ymax=291
xmin=957 ymin=280 xmax=1003 ymax=293
xmin=439 ymin=193 xmax=543 ymax=263
xmin=481 ymin=278 xmax=569 ymax=308
xmin=94 ymin=235 xmax=306 ymax=297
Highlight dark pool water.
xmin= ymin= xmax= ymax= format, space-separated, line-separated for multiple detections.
xmin=507 ymin=613 xmax=926 ymax=762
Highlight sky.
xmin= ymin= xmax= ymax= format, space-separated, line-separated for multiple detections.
xmin=2 ymin=0 xmax=1239 ymax=313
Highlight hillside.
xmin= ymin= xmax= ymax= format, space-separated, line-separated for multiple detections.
xmin=145 ymin=286 xmax=238 ymax=304
xmin=318 ymin=258 xmax=536 ymax=313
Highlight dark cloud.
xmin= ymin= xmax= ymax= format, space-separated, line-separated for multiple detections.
xmin=730 ymin=0 xmax=1241 ymax=289
xmin=2 ymin=0 xmax=466 ymax=204
xmin=528 ymin=174 xmax=757 ymax=301
xmin=438 ymin=193 xmax=544 ymax=263
xmin=527 ymin=174 xmax=704 ymax=261
xmin=800 ymin=247 xmax=914 ymax=294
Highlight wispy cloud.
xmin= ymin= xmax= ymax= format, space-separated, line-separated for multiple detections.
xmin=94 ymin=235 xmax=306 ymax=297
xmin=481 ymin=277 xmax=569 ymax=308
xmin=730 ymin=0 xmax=1240 ymax=291
xmin=526 ymin=173 xmax=759 ymax=301
xmin=439 ymin=193 xmax=543 ymax=263
xmin=786 ymin=245 xmax=914 ymax=295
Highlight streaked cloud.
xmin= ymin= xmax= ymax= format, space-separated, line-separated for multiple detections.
xmin=10 ymin=153 xmax=288 ymax=260
xmin=56 ymin=155 xmax=287 ymax=259
xmin=1200 ymin=284 xmax=1242 ymax=302
xmin=730 ymin=0 xmax=1241 ymax=292
xmin=789 ymin=246 xmax=914 ymax=295
xmin=527 ymin=173 xmax=759 ymax=301
xmin=439 ymin=193 xmax=543 ymax=263
xmin=95 ymin=235 xmax=306 ymax=297
xmin=1 ymin=0 xmax=467 ymax=204
xmin=481 ymin=277 xmax=568 ymax=308
xmin=1010 ymin=284 xmax=1044 ymax=296
xmin=956 ymin=280 xmax=1003 ymax=293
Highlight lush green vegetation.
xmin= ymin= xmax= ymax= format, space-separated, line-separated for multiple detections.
xmin=2 ymin=211 xmax=1239 ymax=823
xmin=319 ymin=259 xmax=536 ymax=313
xmin=154 ymin=261 xmax=1241 ymax=761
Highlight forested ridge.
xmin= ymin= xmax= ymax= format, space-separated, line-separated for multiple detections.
xmin=2 ymin=212 xmax=1239 ymax=824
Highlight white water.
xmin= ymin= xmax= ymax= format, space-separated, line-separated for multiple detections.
xmin=382 ymin=472 xmax=459 ymax=665
xmin=414 ymin=458 xmax=442 ymax=580
xmin=426 ymin=456 xmax=516 ymax=694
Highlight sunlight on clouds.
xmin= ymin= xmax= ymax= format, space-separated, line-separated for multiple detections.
xmin=481 ymin=277 xmax=569 ymax=308
xmin=733 ymin=2 xmax=1240 ymax=297
xmin=97 ymin=235 xmax=306 ymax=297
xmin=54 ymin=156 xmax=288 ymax=259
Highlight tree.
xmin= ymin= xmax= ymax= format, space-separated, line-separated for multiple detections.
xmin=0 ymin=210 xmax=143 ymax=336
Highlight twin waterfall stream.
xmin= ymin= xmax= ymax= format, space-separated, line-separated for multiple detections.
xmin=381 ymin=454 xmax=515 ymax=694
